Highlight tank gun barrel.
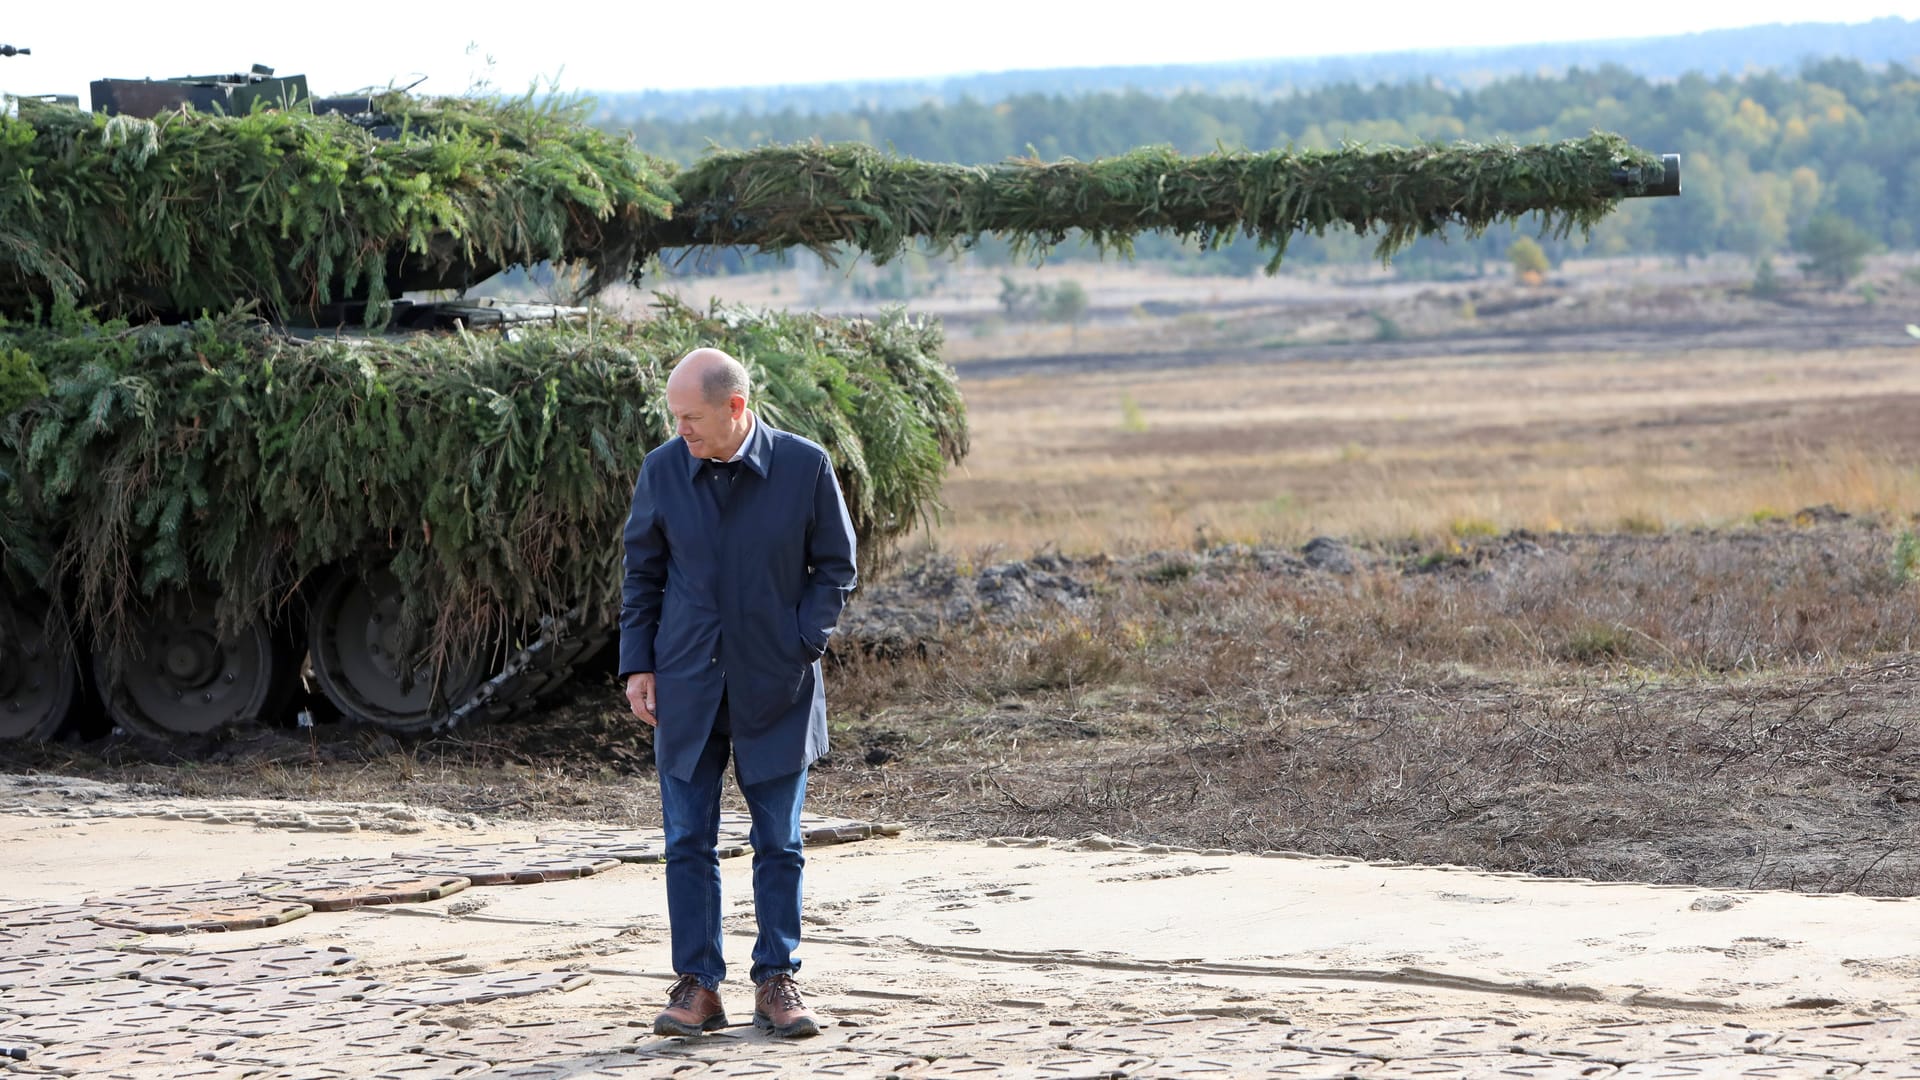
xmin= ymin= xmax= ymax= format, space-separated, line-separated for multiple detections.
xmin=0 ymin=45 xmax=29 ymax=58
xmin=647 ymin=136 xmax=1679 ymax=268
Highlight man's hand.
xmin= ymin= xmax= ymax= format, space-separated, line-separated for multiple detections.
xmin=626 ymin=672 xmax=657 ymax=726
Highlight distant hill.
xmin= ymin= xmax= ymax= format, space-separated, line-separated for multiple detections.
xmin=594 ymin=17 xmax=1920 ymax=122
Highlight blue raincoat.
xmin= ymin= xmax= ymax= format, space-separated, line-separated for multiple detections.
xmin=618 ymin=417 xmax=858 ymax=784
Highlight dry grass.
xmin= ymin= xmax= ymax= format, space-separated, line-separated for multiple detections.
xmin=823 ymin=666 xmax=1920 ymax=894
xmin=925 ymin=345 xmax=1920 ymax=553
xmin=813 ymin=525 xmax=1920 ymax=893
xmin=832 ymin=527 xmax=1920 ymax=704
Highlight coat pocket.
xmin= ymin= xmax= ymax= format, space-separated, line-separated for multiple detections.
xmin=793 ymin=610 xmax=826 ymax=663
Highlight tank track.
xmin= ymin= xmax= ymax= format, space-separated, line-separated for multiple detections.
xmin=1 ymin=589 xmax=610 ymax=743
xmin=433 ymin=608 xmax=610 ymax=733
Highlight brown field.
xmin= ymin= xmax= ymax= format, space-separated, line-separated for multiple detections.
xmin=935 ymin=344 xmax=1920 ymax=552
xmin=643 ymin=252 xmax=1920 ymax=552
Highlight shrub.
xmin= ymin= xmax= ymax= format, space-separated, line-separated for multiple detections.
xmin=1794 ymin=213 xmax=1876 ymax=288
xmin=1508 ymin=236 xmax=1551 ymax=282
xmin=1892 ymin=531 xmax=1920 ymax=587
xmin=1559 ymin=622 xmax=1635 ymax=663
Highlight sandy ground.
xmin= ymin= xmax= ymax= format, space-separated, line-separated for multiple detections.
xmin=5 ymin=779 xmax=1920 ymax=1077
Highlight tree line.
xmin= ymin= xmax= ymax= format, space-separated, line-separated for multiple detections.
xmin=594 ymin=18 xmax=1920 ymax=123
xmin=610 ymin=57 xmax=1920 ymax=272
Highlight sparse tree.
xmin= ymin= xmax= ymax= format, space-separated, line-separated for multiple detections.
xmin=1794 ymin=213 xmax=1875 ymax=288
xmin=1507 ymin=236 xmax=1550 ymax=284
xmin=997 ymin=274 xmax=1032 ymax=318
xmin=1750 ymin=256 xmax=1782 ymax=299
xmin=1045 ymin=280 xmax=1090 ymax=343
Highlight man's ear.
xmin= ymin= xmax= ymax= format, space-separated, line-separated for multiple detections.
xmin=731 ymin=393 xmax=748 ymax=420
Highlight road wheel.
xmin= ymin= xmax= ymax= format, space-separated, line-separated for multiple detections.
xmin=306 ymin=565 xmax=484 ymax=734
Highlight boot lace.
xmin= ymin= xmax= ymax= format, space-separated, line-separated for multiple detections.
xmin=761 ymin=973 xmax=805 ymax=1012
xmin=666 ymin=974 xmax=703 ymax=1009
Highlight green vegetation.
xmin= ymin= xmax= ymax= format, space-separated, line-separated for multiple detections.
xmin=1892 ymin=530 xmax=1920 ymax=587
xmin=655 ymin=137 xmax=1656 ymax=270
xmin=1000 ymin=277 xmax=1091 ymax=327
xmin=1045 ymin=280 xmax=1089 ymax=329
xmin=2 ymin=89 xmax=1661 ymax=321
xmin=1559 ymin=621 xmax=1635 ymax=663
xmin=0 ymin=301 xmax=963 ymax=644
xmin=0 ymin=93 xmax=675 ymax=321
xmin=0 ymin=348 xmax=47 ymax=415
xmin=1507 ymin=236 xmax=1551 ymax=281
xmin=1795 ymin=213 xmax=1878 ymax=286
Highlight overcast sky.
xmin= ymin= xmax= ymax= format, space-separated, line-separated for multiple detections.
xmin=5 ymin=1 xmax=1914 ymax=102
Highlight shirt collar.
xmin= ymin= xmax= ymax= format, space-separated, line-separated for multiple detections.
xmin=725 ymin=412 xmax=756 ymax=464
xmin=684 ymin=411 xmax=769 ymax=479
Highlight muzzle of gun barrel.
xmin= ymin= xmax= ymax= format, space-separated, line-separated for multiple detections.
xmin=1613 ymin=154 xmax=1681 ymax=198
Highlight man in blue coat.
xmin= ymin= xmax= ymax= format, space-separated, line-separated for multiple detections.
xmin=620 ymin=347 xmax=858 ymax=1039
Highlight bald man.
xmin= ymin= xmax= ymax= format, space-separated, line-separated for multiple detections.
xmin=620 ymin=348 xmax=857 ymax=1038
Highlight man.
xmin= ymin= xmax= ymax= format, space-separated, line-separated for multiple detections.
xmin=620 ymin=347 xmax=858 ymax=1039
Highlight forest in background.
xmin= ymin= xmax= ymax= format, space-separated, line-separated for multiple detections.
xmin=599 ymin=24 xmax=1920 ymax=275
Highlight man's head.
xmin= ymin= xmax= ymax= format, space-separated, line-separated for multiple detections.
xmin=665 ymin=348 xmax=753 ymax=460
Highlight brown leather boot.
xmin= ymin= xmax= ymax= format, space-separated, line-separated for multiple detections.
xmin=752 ymin=973 xmax=820 ymax=1038
xmin=653 ymin=974 xmax=727 ymax=1036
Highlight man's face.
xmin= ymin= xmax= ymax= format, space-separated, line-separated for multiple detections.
xmin=666 ymin=382 xmax=743 ymax=459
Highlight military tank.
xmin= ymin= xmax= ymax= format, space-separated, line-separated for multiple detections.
xmin=0 ymin=49 xmax=1679 ymax=745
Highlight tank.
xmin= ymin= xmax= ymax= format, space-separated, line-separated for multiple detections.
xmin=0 ymin=51 xmax=1678 ymax=745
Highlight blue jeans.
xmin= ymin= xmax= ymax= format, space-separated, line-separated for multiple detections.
xmin=658 ymin=700 xmax=808 ymax=990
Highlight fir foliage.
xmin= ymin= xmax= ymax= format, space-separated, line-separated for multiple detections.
xmin=0 ymin=300 xmax=961 ymax=654
xmin=0 ymin=85 xmax=1662 ymax=320
xmin=0 ymin=93 xmax=676 ymax=321
xmin=654 ymin=134 xmax=1660 ymax=269
xmin=0 ymin=346 xmax=48 ymax=414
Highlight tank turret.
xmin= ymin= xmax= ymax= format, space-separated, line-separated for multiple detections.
xmin=91 ymin=63 xmax=306 ymax=117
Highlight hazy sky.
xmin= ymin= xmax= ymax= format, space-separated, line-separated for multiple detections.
xmin=5 ymin=1 xmax=1914 ymax=102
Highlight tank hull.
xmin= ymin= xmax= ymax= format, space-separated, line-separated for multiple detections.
xmin=0 ymin=299 xmax=962 ymax=741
